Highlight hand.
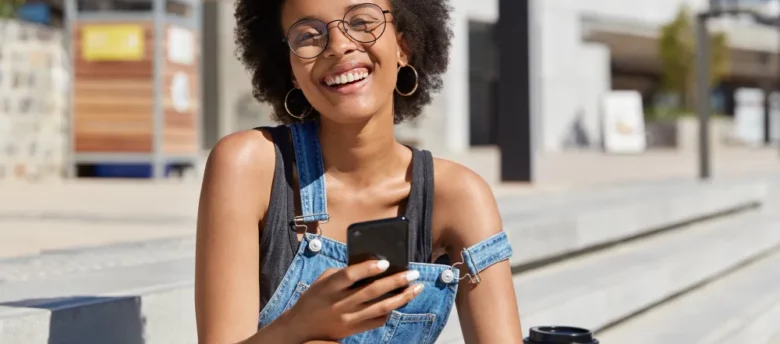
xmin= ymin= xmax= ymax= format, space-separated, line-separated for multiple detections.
xmin=284 ymin=260 xmax=424 ymax=343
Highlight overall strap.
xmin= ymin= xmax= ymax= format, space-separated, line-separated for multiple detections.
xmin=421 ymin=150 xmax=435 ymax=261
xmin=263 ymin=125 xmax=300 ymax=252
xmin=459 ymin=231 xmax=513 ymax=284
xmin=405 ymin=148 xmax=432 ymax=263
xmin=289 ymin=121 xmax=330 ymax=224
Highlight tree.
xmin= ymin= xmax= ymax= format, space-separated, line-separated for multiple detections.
xmin=0 ymin=0 xmax=26 ymax=19
xmin=658 ymin=5 xmax=729 ymax=111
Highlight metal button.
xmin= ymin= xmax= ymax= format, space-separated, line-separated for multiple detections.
xmin=308 ymin=238 xmax=322 ymax=253
xmin=440 ymin=269 xmax=455 ymax=284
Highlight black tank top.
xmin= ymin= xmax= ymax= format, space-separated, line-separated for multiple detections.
xmin=257 ymin=125 xmax=436 ymax=311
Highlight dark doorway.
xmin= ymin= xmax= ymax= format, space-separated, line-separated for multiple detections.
xmin=202 ymin=1 xmax=220 ymax=150
xmin=469 ymin=21 xmax=500 ymax=146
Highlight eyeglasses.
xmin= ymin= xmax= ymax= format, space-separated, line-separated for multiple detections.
xmin=283 ymin=3 xmax=392 ymax=59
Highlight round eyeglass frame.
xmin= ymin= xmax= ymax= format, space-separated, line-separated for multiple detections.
xmin=282 ymin=3 xmax=392 ymax=59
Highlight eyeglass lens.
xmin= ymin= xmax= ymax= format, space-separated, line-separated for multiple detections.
xmin=287 ymin=4 xmax=388 ymax=58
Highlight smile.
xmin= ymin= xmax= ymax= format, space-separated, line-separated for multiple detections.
xmin=321 ymin=67 xmax=372 ymax=95
xmin=323 ymin=68 xmax=371 ymax=87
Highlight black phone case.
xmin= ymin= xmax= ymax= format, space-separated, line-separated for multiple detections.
xmin=346 ymin=216 xmax=410 ymax=298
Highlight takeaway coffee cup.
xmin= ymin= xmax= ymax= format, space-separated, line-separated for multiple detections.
xmin=523 ymin=326 xmax=599 ymax=344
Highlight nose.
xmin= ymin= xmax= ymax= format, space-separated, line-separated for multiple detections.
xmin=322 ymin=21 xmax=359 ymax=58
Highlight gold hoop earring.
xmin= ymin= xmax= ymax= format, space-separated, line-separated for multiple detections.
xmin=285 ymin=88 xmax=312 ymax=120
xmin=395 ymin=64 xmax=419 ymax=97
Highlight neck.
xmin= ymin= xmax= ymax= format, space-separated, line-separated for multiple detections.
xmin=317 ymin=110 xmax=402 ymax=186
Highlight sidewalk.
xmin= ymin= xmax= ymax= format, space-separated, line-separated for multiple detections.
xmin=1 ymin=146 xmax=778 ymax=259
xmin=0 ymin=181 xmax=200 ymax=259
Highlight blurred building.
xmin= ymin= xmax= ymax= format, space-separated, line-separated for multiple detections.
xmin=27 ymin=0 xmax=780 ymax=154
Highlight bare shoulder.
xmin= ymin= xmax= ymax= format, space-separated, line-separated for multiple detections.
xmin=200 ymin=128 xmax=279 ymax=219
xmin=432 ymin=158 xmax=495 ymax=203
xmin=431 ymin=158 xmax=502 ymax=247
xmin=205 ymin=129 xmax=276 ymax=177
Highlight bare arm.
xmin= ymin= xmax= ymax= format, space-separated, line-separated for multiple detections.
xmin=434 ymin=161 xmax=524 ymax=344
xmin=195 ymin=130 xmax=282 ymax=343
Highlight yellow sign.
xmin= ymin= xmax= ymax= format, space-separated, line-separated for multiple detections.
xmin=82 ymin=25 xmax=145 ymax=61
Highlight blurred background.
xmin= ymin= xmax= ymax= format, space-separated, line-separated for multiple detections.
xmin=1 ymin=0 xmax=780 ymax=343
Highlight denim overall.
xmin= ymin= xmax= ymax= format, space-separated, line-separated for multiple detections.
xmin=257 ymin=121 xmax=514 ymax=344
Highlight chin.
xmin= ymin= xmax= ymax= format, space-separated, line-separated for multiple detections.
xmin=323 ymin=108 xmax=380 ymax=124
xmin=318 ymin=98 xmax=384 ymax=124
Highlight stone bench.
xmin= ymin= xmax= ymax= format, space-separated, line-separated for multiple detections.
xmin=598 ymin=247 xmax=780 ymax=344
xmin=499 ymin=180 xmax=768 ymax=268
xmin=436 ymin=208 xmax=780 ymax=343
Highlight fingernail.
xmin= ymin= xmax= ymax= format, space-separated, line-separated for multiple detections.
xmin=376 ymin=260 xmax=390 ymax=271
xmin=405 ymin=270 xmax=420 ymax=282
xmin=413 ymin=284 xmax=425 ymax=294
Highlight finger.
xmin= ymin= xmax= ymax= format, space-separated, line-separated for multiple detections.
xmin=333 ymin=259 xmax=390 ymax=290
xmin=347 ymin=269 xmax=420 ymax=306
xmin=315 ymin=268 xmax=340 ymax=283
xmin=351 ymin=283 xmax=425 ymax=321
xmin=350 ymin=314 xmax=390 ymax=334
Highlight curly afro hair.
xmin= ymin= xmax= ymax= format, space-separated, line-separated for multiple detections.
xmin=234 ymin=0 xmax=453 ymax=124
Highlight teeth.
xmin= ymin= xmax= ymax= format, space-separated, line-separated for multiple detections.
xmin=326 ymin=70 xmax=369 ymax=86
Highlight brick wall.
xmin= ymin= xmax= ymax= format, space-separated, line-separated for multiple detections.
xmin=0 ymin=19 xmax=68 ymax=181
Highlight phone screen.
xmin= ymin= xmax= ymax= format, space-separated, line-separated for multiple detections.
xmin=347 ymin=216 xmax=410 ymax=295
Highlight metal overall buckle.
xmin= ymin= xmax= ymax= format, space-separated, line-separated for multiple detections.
xmin=294 ymin=213 xmax=330 ymax=253
xmin=441 ymin=260 xmax=482 ymax=285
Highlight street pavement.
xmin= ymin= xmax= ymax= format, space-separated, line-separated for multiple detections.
xmin=598 ymin=247 xmax=780 ymax=344
xmin=1 ymin=146 xmax=778 ymax=260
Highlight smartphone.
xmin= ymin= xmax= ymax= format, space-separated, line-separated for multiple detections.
xmin=347 ymin=216 xmax=410 ymax=297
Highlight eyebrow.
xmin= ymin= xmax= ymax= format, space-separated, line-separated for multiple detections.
xmin=292 ymin=2 xmax=374 ymax=22
xmin=294 ymin=15 xmax=318 ymax=22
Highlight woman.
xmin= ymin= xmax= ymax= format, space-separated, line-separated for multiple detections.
xmin=194 ymin=0 xmax=523 ymax=343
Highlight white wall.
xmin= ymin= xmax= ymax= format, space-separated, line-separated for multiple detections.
xmin=215 ymin=0 xmax=243 ymax=138
xmin=535 ymin=0 xmax=709 ymax=151
xmin=422 ymin=0 xmax=711 ymax=153
xmin=213 ymin=1 xmax=276 ymax=140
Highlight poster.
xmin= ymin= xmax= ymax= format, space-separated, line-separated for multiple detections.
xmin=170 ymin=72 xmax=191 ymax=113
xmin=167 ymin=27 xmax=194 ymax=65
xmin=601 ymin=91 xmax=647 ymax=154
xmin=769 ymin=92 xmax=780 ymax=141
xmin=734 ymin=88 xmax=765 ymax=147
xmin=81 ymin=25 xmax=144 ymax=61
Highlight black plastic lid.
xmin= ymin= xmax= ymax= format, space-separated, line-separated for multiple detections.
xmin=523 ymin=326 xmax=599 ymax=344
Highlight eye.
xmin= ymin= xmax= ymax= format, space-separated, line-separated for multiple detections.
xmin=347 ymin=15 xmax=380 ymax=32
xmin=289 ymin=19 xmax=326 ymax=45
xmin=295 ymin=31 xmax=323 ymax=44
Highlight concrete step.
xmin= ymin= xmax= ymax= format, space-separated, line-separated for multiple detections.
xmin=0 ymin=238 xmax=194 ymax=306
xmin=598 ymin=249 xmax=780 ymax=344
xmin=436 ymin=209 xmax=780 ymax=343
xmin=0 ymin=239 xmax=197 ymax=344
xmin=500 ymin=180 xmax=768 ymax=268
xmin=0 ymin=180 xmax=765 ymax=304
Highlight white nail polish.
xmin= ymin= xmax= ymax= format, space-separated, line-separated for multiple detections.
xmin=414 ymin=284 xmax=425 ymax=294
xmin=376 ymin=260 xmax=390 ymax=271
xmin=406 ymin=270 xmax=420 ymax=282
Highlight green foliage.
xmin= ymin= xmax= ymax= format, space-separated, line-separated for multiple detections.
xmin=658 ymin=5 xmax=729 ymax=111
xmin=0 ymin=0 xmax=26 ymax=19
